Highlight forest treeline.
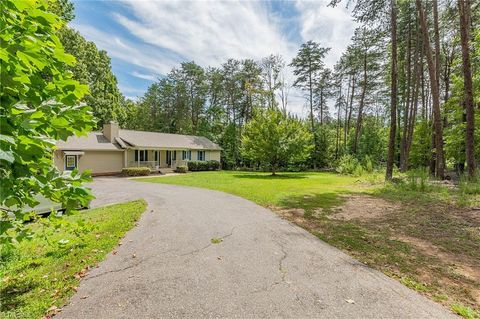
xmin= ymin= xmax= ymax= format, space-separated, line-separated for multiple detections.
xmin=56 ymin=0 xmax=479 ymax=178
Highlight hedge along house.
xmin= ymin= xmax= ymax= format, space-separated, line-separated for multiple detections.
xmin=54 ymin=122 xmax=222 ymax=175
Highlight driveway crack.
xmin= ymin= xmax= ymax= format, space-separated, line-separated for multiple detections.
xmin=179 ymin=225 xmax=237 ymax=257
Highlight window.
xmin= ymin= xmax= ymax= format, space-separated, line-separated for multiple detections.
xmin=154 ymin=151 xmax=159 ymax=162
xmin=172 ymin=150 xmax=176 ymax=161
xmin=65 ymin=155 xmax=77 ymax=170
xmin=135 ymin=150 xmax=148 ymax=162
xmin=197 ymin=150 xmax=205 ymax=161
xmin=182 ymin=150 xmax=191 ymax=160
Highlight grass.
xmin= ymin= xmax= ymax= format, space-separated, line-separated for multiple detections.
xmin=0 ymin=200 xmax=147 ymax=319
xmin=140 ymin=170 xmax=370 ymax=209
xmin=141 ymin=171 xmax=479 ymax=317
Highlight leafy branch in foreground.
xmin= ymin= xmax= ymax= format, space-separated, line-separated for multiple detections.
xmin=0 ymin=0 xmax=95 ymax=245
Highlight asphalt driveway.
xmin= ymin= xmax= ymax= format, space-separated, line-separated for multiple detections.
xmin=57 ymin=177 xmax=457 ymax=319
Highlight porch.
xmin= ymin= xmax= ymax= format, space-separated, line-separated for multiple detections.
xmin=126 ymin=149 xmax=189 ymax=170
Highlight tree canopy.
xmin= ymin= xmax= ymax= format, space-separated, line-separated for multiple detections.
xmin=241 ymin=109 xmax=312 ymax=175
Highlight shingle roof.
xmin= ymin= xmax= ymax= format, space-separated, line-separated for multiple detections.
xmin=55 ymin=132 xmax=123 ymax=151
xmin=119 ymin=130 xmax=222 ymax=150
xmin=55 ymin=130 xmax=222 ymax=151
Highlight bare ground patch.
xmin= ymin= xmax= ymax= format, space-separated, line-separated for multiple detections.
xmin=328 ymin=194 xmax=400 ymax=221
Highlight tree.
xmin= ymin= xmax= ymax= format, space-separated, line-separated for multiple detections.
xmin=416 ymin=0 xmax=445 ymax=179
xmin=290 ymin=41 xmax=330 ymax=168
xmin=386 ymin=0 xmax=398 ymax=180
xmin=457 ymin=0 xmax=476 ymax=179
xmin=260 ymin=54 xmax=284 ymax=109
xmin=241 ymin=109 xmax=313 ymax=175
xmin=59 ymin=28 xmax=125 ymax=128
xmin=1 ymin=0 xmax=95 ymax=244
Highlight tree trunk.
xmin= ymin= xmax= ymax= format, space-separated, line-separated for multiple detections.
xmin=405 ymin=29 xmax=421 ymax=168
xmin=458 ymin=0 xmax=476 ymax=179
xmin=386 ymin=0 xmax=398 ymax=181
xmin=353 ymin=51 xmax=368 ymax=154
xmin=346 ymin=76 xmax=356 ymax=148
xmin=309 ymin=69 xmax=317 ymax=169
xmin=344 ymin=75 xmax=352 ymax=149
xmin=400 ymin=19 xmax=412 ymax=172
xmin=416 ymin=0 xmax=445 ymax=179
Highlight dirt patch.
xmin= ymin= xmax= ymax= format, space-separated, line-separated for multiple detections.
xmin=398 ymin=235 xmax=480 ymax=282
xmin=329 ymin=195 xmax=400 ymax=221
xmin=270 ymin=206 xmax=324 ymax=233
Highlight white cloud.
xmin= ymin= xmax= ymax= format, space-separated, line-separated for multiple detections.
xmin=70 ymin=23 xmax=179 ymax=75
xmin=72 ymin=1 xmax=356 ymax=117
xmin=114 ymin=1 xmax=297 ymax=67
xmin=295 ymin=0 xmax=357 ymax=68
xmin=131 ymin=71 xmax=158 ymax=81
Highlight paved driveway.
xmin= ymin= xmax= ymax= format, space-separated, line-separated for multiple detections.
xmin=58 ymin=177 xmax=457 ymax=319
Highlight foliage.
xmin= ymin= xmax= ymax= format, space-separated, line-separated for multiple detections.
xmin=175 ymin=165 xmax=188 ymax=173
xmin=59 ymin=27 xmax=125 ymax=128
xmin=335 ymin=153 xmax=375 ymax=176
xmin=187 ymin=160 xmax=220 ymax=171
xmin=241 ymin=109 xmax=313 ymax=174
xmin=451 ymin=304 xmax=480 ymax=319
xmin=121 ymin=167 xmax=151 ymax=176
xmin=0 ymin=0 xmax=95 ymax=245
xmin=0 ymin=200 xmax=146 ymax=319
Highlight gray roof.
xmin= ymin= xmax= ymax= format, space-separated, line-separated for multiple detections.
xmin=56 ymin=132 xmax=123 ymax=151
xmin=56 ymin=130 xmax=221 ymax=151
xmin=119 ymin=130 xmax=222 ymax=150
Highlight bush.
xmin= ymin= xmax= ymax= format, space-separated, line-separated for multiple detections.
xmin=403 ymin=168 xmax=432 ymax=192
xmin=175 ymin=166 xmax=188 ymax=173
xmin=187 ymin=160 xmax=220 ymax=171
xmin=336 ymin=155 xmax=360 ymax=175
xmin=121 ymin=167 xmax=151 ymax=176
xmin=363 ymin=155 xmax=374 ymax=173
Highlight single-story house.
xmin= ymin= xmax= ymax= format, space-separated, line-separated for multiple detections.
xmin=54 ymin=122 xmax=222 ymax=175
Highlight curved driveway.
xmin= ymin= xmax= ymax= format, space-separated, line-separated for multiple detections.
xmin=58 ymin=177 xmax=456 ymax=319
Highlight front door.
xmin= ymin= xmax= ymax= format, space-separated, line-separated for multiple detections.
xmin=166 ymin=150 xmax=172 ymax=166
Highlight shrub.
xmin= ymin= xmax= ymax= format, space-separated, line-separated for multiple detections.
xmin=187 ymin=160 xmax=220 ymax=171
xmin=336 ymin=155 xmax=360 ymax=175
xmin=175 ymin=166 xmax=188 ymax=173
xmin=121 ymin=167 xmax=151 ymax=176
xmin=403 ymin=168 xmax=432 ymax=192
xmin=363 ymin=155 xmax=374 ymax=173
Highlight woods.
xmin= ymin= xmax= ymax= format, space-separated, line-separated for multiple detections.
xmin=5 ymin=0 xmax=477 ymax=179
xmin=112 ymin=1 xmax=477 ymax=178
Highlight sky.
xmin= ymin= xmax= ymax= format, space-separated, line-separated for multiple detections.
xmin=70 ymin=0 xmax=357 ymax=117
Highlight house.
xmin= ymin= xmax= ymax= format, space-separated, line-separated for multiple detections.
xmin=54 ymin=122 xmax=222 ymax=175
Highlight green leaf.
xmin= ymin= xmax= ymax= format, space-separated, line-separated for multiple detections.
xmin=0 ymin=149 xmax=14 ymax=163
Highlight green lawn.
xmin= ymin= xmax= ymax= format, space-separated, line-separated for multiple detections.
xmin=140 ymin=170 xmax=375 ymax=210
xmin=0 ymin=200 xmax=147 ymax=319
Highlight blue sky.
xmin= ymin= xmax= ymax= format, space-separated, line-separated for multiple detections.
xmin=70 ymin=0 xmax=356 ymax=116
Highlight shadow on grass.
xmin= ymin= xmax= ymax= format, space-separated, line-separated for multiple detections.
xmin=278 ymin=191 xmax=349 ymax=213
xmin=232 ymin=173 xmax=309 ymax=180
xmin=0 ymin=280 xmax=36 ymax=312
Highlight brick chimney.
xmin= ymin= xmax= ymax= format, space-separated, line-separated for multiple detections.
xmin=103 ymin=121 xmax=119 ymax=142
